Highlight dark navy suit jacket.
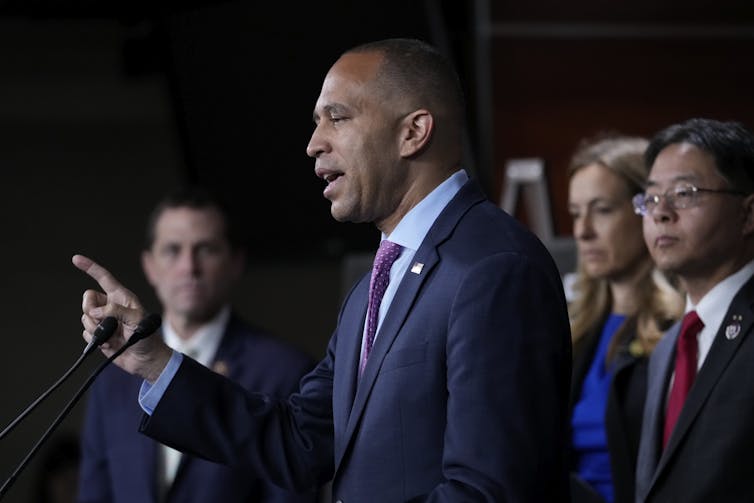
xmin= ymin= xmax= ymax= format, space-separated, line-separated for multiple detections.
xmin=141 ymin=180 xmax=573 ymax=502
xmin=77 ymin=314 xmax=317 ymax=503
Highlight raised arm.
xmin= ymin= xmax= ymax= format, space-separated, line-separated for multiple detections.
xmin=72 ymin=254 xmax=172 ymax=382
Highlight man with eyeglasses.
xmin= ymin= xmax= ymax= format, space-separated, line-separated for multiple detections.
xmin=632 ymin=118 xmax=754 ymax=502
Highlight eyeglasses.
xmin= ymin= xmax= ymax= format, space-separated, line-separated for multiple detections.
xmin=632 ymin=183 xmax=746 ymax=216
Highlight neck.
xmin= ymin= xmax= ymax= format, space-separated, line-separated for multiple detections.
xmin=377 ymin=166 xmax=458 ymax=235
xmin=166 ymin=313 xmax=209 ymax=341
xmin=680 ymin=250 xmax=754 ymax=304
xmin=609 ymin=259 xmax=653 ymax=315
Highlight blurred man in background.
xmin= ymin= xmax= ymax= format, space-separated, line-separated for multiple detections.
xmin=77 ymin=186 xmax=317 ymax=503
xmin=634 ymin=118 xmax=754 ymax=502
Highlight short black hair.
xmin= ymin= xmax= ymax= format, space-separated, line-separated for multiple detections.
xmin=346 ymin=38 xmax=466 ymax=125
xmin=645 ymin=118 xmax=754 ymax=193
xmin=144 ymin=186 xmax=243 ymax=251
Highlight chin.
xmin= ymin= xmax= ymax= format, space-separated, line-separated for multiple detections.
xmin=583 ymin=264 xmax=609 ymax=279
xmin=650 ymin=253 xmax=681 ymax=274
xmin=182 ymin=309 xmax=216 ymax=324
xmin=654 ymin=261 xmax=682 ymax=277
xmin=330 ymin=205 xmax=360 ymax=223
xmin=178 ymin=302 xmax=209 ymax=317
xmin=330 ymin=211 xmax=350 ymax=223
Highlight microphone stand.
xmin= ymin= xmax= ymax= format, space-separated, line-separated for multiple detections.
xmin=0 ymin=314 xmax=160 ymax=500
xmin=0 ymin=317 xmax=118 ymax=441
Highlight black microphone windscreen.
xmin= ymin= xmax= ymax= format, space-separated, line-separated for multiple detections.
xmin=92 ymin=316 xmax=118 ymax=346
xmin=127 ymin=313 xmax=162 ymax=346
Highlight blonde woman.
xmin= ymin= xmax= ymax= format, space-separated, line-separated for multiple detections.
xmin=567 ymin=134 xmax=684 ymax=503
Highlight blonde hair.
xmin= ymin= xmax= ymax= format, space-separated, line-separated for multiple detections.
xmin=567 ymin=133 xmax=684 ymax=359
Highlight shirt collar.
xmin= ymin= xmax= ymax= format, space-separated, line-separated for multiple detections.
xmin=161 ymin=305 xmax=230 ymax=367
xmin=386 ymin=169 xmax=468 ymax=250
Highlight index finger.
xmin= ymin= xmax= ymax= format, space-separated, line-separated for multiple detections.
xmin=72 ymin=254 xmax=126 ymax=295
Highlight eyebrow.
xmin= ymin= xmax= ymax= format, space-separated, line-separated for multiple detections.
xmin=568 ymin=196 xmax=624 ymax=208
xmin=645 ymin=175 xmax=698 ymax=188
xmin=312 ymin=103 xmax=350 ymax=123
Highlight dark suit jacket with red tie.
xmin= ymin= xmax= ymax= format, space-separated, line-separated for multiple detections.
xmin=139 ymin=179 xmax=573 ymax=502
xmin=77 ymin=314 xmax=317 ymax=503
xmin=635 ymin=274 xmax=754 ymax=502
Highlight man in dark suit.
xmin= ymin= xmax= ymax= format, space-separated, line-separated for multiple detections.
xmin=633 ymin=118 xmax=754 ymax=502
xmin=77 ymin=187 xmax=317 ymax=502
xmin=73 ymin=38 xmax=572 ymax=502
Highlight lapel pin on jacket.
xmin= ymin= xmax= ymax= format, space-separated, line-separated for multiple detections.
xmin=725 ymin=314 xmax=742 ymax=340
xmin=212 ymin=360 xmax=230 ymax=376
xmin=411 ymin=262 xmax=424 ymax=274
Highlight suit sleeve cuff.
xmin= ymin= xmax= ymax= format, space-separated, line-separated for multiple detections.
xmin=138 ymin=351 xmax=183 ymax=415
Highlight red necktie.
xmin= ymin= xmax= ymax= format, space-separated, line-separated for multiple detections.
xmin=663 ymin=310 xmax=703 ymax=448
xmin=360 ymin=240 xmax=402 ymax=376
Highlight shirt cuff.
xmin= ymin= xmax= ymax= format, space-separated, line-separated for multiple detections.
xmin=138 ymin=351 xmax=183 ymax=415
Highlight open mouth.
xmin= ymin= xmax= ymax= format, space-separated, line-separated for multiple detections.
xmin=321 ymin=170 xmax=344 ymax=198
xmin=325 ymin=172 xmax=343 ymax=183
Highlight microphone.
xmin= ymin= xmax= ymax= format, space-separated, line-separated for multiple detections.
xmin=125 ymin=312 xmax=163 ymax=348
xmin=82 ymin=316 xmax=119 ymax=356
xmin=0 ymin=313 xmax=161 ymax=500
xmin=0 ymin=316 xmax=118 ymax=442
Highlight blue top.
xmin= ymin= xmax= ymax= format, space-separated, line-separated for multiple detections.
xmin=571 ymin=313 xmax=626 ymax=503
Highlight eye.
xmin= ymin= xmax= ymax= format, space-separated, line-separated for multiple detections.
xmin=162 ymin=244 xmax=180 ymax=257
xmin=195 ymin=242 xmax=224 ymax=259
xmin=674 ymin=186 xmax=695 ymax=200
xmin=593 ymin=204 xmax=614 ymax=215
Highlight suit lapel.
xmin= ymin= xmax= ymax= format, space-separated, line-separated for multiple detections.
xmin=643 ymin=276 xmax=754 ymax=498
xmin=332 ymin=274 xmax=370 ymax=468
xmin=166 ymin=319 xmax=240 ymax=491
xmin=656 ymin=282 xmax=754 ymax=471
xmin=635 ymin=322 xmax=678 ymax=501
xmin=335 ymin=180 xmax=485 ymax=472
xmin=212 ymin=315 xmax=244 ymax=377
xmin=343 ymin=246 xmax=440 ymax=441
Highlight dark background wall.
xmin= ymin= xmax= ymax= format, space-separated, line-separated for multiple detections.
xmin=0 ymin=2 xmax=475 ymax=501
xmin=489 ymin=0 xmax=754 ymax=235
xmin=0 ymin=1 xmax=752 ymax=501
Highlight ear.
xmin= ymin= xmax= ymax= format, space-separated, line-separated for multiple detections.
xmin=141 ymin=250 xmax=157 ymax=287
xmin=398 ymin=109 xmax=433 ymax=158
xmin=742 ymin=193 xmax=754 ymax=236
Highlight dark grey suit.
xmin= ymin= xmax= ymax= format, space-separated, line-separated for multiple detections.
xmin=635 ymin=275 xmax=754 ymax=502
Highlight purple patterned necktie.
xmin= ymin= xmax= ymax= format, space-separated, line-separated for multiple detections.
xmin=360 ymin=239 xmax=403 ymax=376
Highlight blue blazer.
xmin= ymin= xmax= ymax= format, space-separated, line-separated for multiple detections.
xmin=635 ymin=275 xmax=754 ymax=502
xmin=142 ymin=180 xmax=573 ymax=502
xmin=77 ymin=314 xmax=317 ymax=503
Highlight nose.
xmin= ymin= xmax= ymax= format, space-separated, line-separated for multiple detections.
xmin=573 ymin=214 xmax=595 ymax=241
xmin=177 ymin=249 xmax=200 ymax=276
xmin=649 ymin=195 xmax=674 ymax=223
xmin=306 ymin=123 xmax=328 ymax=159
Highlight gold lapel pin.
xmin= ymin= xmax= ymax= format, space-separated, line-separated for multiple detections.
xmin=212 ymin=360 xmax=230 ymax=376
